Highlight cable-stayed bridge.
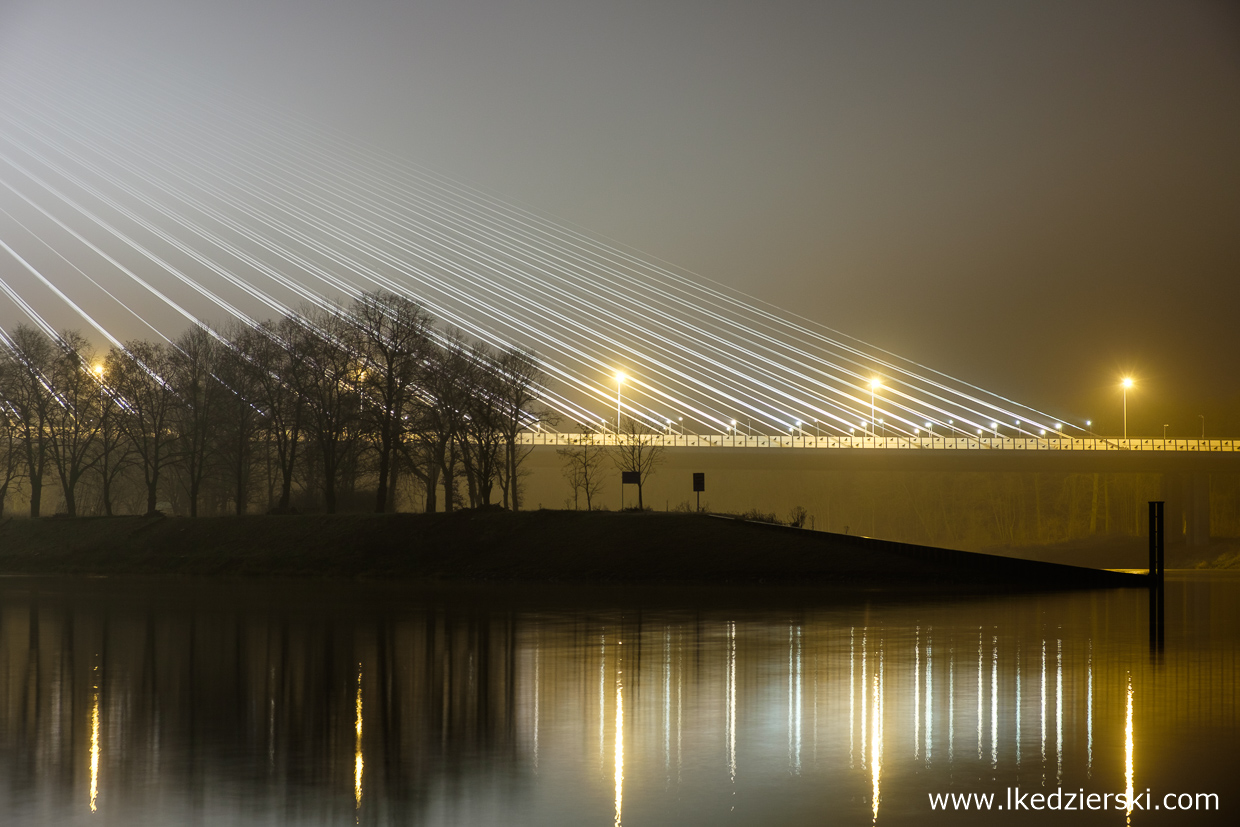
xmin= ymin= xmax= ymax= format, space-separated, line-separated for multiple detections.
xmin=0 ymin=60 xmax=1232 ymax=456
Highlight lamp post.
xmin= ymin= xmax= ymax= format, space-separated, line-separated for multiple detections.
xmin=615 ymin=372 xmax=626 ymax=431
xmin=1199 ymin=415 xmax=1205 ymax=439
xmin=1163 ymin=424 xmax=1169 ymax=440
xmin=1121 ymin=377 xmax=1134 ymax=438
xmin=870 ymin=379 xmax=880 ymax=434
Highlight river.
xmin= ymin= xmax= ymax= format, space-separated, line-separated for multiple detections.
xmin=0 ymin=572 xmax=1234 ymax=825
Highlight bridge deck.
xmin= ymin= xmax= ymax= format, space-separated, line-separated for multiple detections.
xmin=518 ymin=434 xmax=1238 ymax=452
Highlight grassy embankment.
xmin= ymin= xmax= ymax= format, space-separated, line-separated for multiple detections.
xmin=0 ymin=510 xmax=1146 ymax=588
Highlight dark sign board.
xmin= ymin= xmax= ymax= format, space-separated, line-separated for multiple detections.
xmin=692 ymin=472 xmax=705 ymax=492
xmin=621 ymin=471 xmax=641 ymax=484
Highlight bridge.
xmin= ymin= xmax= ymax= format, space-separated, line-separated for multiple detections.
xmin=0 ymin=58 xmax=1179 ymax=449
xmin=520 ymin=433 xmax=1239 ymax=452
xmin=0 ymin=57 xmax=1235 ymax=546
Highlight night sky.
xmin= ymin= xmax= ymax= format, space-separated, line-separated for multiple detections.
xmin=2 ymin=0 xmax=1238 ymax=435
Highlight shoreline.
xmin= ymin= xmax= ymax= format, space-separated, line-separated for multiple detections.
xmin=0 ymin=511 xmax=1146 ymax=589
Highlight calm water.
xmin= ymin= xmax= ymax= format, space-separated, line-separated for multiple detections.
xmin=0 ymin=573 xmax=1235 ymax=826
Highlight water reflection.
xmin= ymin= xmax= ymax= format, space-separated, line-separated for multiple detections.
xmin=613 ymin=643 xmax=623 ymax=827
xmin=0 ymin=574 xmax=1235 ymax=825
xmin=89 ymin=662 xmax=100 ymax=813
xmin=354 ymin=664 xmax=363 ymax=814
xmin=1126 ymin=674 xmax=1134 ymax=822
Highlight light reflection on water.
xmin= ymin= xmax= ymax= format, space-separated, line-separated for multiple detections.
xmin=0 ymin=574 xmax=1236 ymax=825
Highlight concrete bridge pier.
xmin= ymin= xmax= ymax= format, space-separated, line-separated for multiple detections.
xmin=1162 ymin=472 xmax=1212 ymax=546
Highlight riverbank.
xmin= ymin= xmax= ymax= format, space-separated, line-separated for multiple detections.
xmin=0 ymin=511 xmax=1146 ymax=588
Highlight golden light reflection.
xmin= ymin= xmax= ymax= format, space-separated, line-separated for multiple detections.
xmin=1087 ymin=641 xmax=1093 ymax=777
xmin=1040 ymin=640 xmax=1047 ymax=781
xmin=726 ymin=622 xmax=736 ymax=789
xmin=1125 ymin=675 xmax=1134 ymax=822
xmin=976 ymin=629 xmax=983 ymax=761
xmin=663 ymin=629 xmax=670 ymax=782
xmin=1056 ymin=639 xmax=1063 ymax=785
xmin=1015 ymin=650 xmax=1021 ymax=767
xmin=914 ymin=626 xmax=920 ymax=761
xmin=860 ymin=629 xmax=867 ymax=765
xmin=849 ymin=628 xmax=855 ymax=768
xmin=948 ymin=648 xmax=954 ymax=763
xmin=789 ymin=625 xmax=802 ymax=774
xmin=991 ymin=636 xmax=998 ymax=769
xmin=600 ymin=634 xmax=606 ymax=765
xmin=354 ymin=664 xmax=364 ymax=813
xmin=534 ymin=642 xmax=541 ymax=772
xmin=89 ymin=664 xmax=100 ymax=813
xmin=870 ymin=648 xmax=884 ymax=825
xmin=614 ymin=659 xmax=624 ymax=827
xmin=924 ymin=634 xmax=932 ymax=765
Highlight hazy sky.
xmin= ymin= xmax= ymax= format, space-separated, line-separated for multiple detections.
xmin=2 ymin=0 xmax=1238 ymax=434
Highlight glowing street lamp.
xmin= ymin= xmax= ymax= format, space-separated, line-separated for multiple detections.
xmin=1121 ymin=377 xmax=1134 ymax=438
xmin=870 ymin=379 xmax=881 ymax=432
xmin=615 ymin=372 xmax=626 ymax=430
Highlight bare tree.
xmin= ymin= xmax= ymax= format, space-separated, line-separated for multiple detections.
xmin=0 ymin=325 xmax=55 ymax=516
xmin=557 ymin=431 xmax=607 ymax=510
xmin=93 ymin=371 xmax=133 ymax=516
xmin=347 ymin=291 xmax=433 ymax=512
xmin=215 ymin=321 xmax=266 ymax=515
xmin=107 ymin=340 xmax=180 ymax=515
xmin=491 ymin=346 xmax=552 ymax=510
xmin=294 ymin=307 xmax=364 ymax=514
xmin=459 ymin=341 xmax=506 ymax=508
xmin=0 ymin=402 xmax=23 ymax=517
xmin=611 ymin=415 xmax=665 ymax=510
xmin=413 ymin=329 xmax=477 ymax=512
xmin=240 ymin=317 xmax=309 ymax=511
xmin=45 ymin=330 xmax=103 ymax=516
xmin=169 ymin=326 xmax=225 ymax=517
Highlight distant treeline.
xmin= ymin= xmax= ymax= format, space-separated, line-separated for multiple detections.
xmin=0 ymin=291 xmax=549 ymax=517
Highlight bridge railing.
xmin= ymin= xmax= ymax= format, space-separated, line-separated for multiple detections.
xmin=515 ymin=434 xmax=1239 ymax=452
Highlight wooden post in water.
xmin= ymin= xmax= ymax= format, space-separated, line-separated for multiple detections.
xmin=1148 ymin=501 xmax=1165 ymax=653
xmin=1148 ymin=501 xmax=1165 ymax=585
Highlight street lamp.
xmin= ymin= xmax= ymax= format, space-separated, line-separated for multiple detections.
xmin=1163 ymin=423 xmax=1169 ymax=440
xmin=1199 ymin=415 xmax=1205 ymax=439
xmin=870 ymin=379 xmax=881 ymax=432
xmin=1121 ymin=377 xmax=1134 ymax=438
xmin=615 ymin=372 xmax=626 ymax=431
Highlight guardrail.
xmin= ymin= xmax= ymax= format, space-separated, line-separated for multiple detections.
xmin=515 ymin=434 xmax=1240 ymax=452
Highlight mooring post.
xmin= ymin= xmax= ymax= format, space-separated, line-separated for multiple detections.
xmin=1148 ymin=501 xmax=1165 ymax=583
xmin=1148 ymin=500 xmax=1166 ymax=654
